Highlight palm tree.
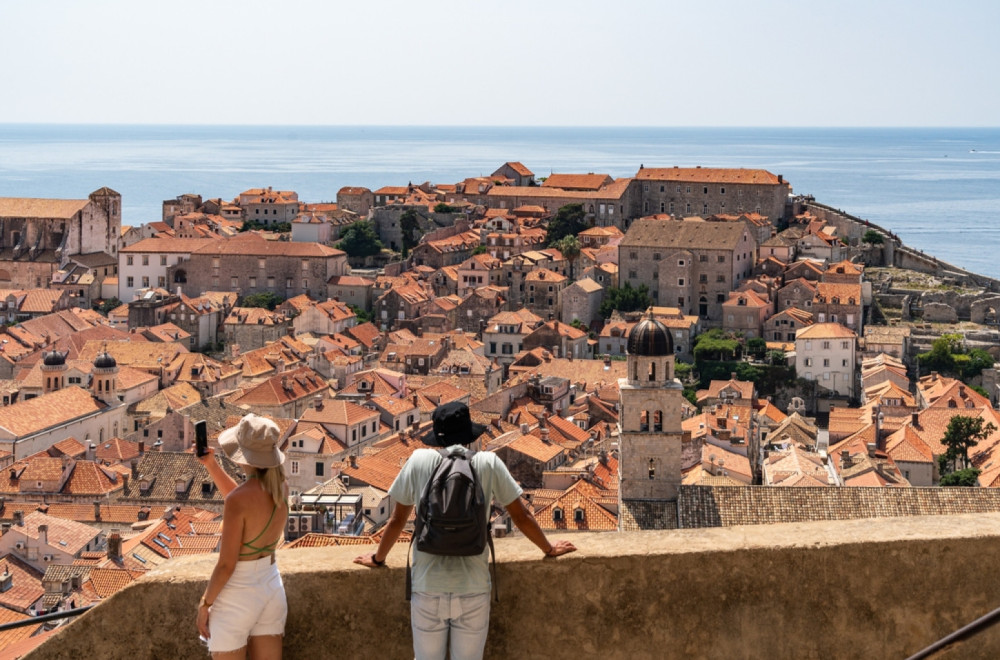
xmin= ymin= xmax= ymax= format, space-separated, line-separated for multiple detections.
xmin=552 ymin=234 xmax=582 ymax=281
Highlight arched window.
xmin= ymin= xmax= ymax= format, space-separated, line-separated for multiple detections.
xmin=648 ymin=361 xmax=656 ymax=381
xmin=553 ymin=507 xmax=564 ymax=522
xmin=653 ymin=411 xmax=663 ymax=433
xmin=648 ymin=459 xmax=656 ymax=480
xmin=99 ymin=428 xmax=104 ymax=443
xmin=640 ymin=411 xmax=649 ymax=432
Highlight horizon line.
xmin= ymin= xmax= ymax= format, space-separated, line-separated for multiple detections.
xmin=1 ymin=122 xmax=999 ymax=130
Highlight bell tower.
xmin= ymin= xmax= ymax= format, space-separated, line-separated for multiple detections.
xmin=619 ymin=316 xmax=685 ymax=501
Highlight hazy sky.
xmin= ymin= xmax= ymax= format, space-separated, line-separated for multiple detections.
xmin=1 ymin=0 xmax=997 ymax=126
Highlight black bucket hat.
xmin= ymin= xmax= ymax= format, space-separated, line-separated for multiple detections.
xmin=422 ymin=401 xmax=487 ymax=447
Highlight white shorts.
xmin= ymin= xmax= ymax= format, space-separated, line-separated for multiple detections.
xmin=208 ymin=555 xmax=287 ymax=653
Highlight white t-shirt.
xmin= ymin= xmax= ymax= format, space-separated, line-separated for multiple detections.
xmin=388 ymin=445 xmax=522 ymax=594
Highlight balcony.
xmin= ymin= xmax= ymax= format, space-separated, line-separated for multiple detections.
xmin=25 ymin=513 xmax=1000 ymax=658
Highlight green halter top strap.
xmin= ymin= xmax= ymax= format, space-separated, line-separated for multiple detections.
xmin=239 ymin=501 xmax=286 ymax=557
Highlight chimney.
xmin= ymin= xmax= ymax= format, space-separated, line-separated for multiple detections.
xmin=412 ymin=394 xmax=418 ymax=407
xmin=38 ymin=524 xmax=48 ymax=546
xmin=131 ymin=461 xmax=138 ymax=478
xmin=540 ymin=427 xmax=551 ymax=444
xmin=87 ymin=442 xmax=96 ymax=462
xmin=912 ymin=412 xmax=920 ymax=427
xmin=94 ymin=501 xmax=102 ymax=521
xmin=867 ymin=442 xmax=877 ymax=458
xmin=314 ymin=395 xmax=324 ymax=411
xmin=519 ymin=423 xmax=530 ymax=434
xmin=778 ymin=174 xmax=783 ymax=184
xmin=13 ymin=511 xmax=23 ymax=527
xmin=138 ymin=441 xmax=145 ymax=455
xmin=349 ymin=455 xmax=357 ymax=468
xmin=840 ymin=449 xmax=852 ymax=470
xmin=107 ymin=532 xmax=122 ymax=560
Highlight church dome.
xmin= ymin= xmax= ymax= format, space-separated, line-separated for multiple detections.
xmin=93 ymin=351 xmax=117 ymax=370
xmin=627 ymin=318 xmax=673 ymax=357
xmin=42 ymin=350 xmax=67 ymax=367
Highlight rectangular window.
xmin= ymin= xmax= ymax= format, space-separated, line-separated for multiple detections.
xmin=316 ymin=462 xmax=324 ymax=477
xmin=717 ymin=275 xmax=725 ymax=283
xmin=141 ymin=276 xmax=149 ymax=287
xmin=822 ymin=341 xmax=831 ymax=349
xmin=127 ymin=276 xmax=134 ymax=287
xmin=699 ymin=255 xmax=708 ymax=262
xmin=126 ymin=256 xmax=134 ymax=265
xmin=157 ymin=276 xmax=166 ymax=287
xmin=677 ymin=278 xmax=684 ymax=285
xmin=286 ymin=278 xmax=293 ymax=288
xmin=630 ymin=251 xmax=638 ymax=260
xmin=259 ymin=259 xmax=266 ymax=270
xmin=231 ymin=276 xmax=238 ymax=288
xmin=628 ymin=271 xmax=637 ymax=280
xmin=699 ymin=274 xmax=707 ymax=283
xmin=823 ymin=358 xmax=830 ymax=367
xmin=842 ymin=341 xmax=850 ymax=349
xmin=249 ymin=277 xmax=257 ymax=288
xmin=142 ymin=255 xmax=149 ymax=266
xmin=717 ymin=255 xmax=725 ymax=263
xmin=212 ymin=258 xmax=220 ymax=268
xmin=290 ymin=461 xmax=300 ymax=475
xmin=268 ymin=276 xmax=275 ymax=288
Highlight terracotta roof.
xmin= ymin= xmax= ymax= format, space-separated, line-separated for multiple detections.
xmin=0 ymin=197 xmax=90 ymax=219
xmin=634 ymin=167 xmax=783 ymax=185
xmin=192 ymin=233 xmax=345 ymax=258
xmin=0 ymin=387 xmax=107 ymax=438
xmin=796 ymin=322 xmax=857 ymax=340
xmin=0 ymin=554 xmax=44 ymax=612
xmin=120 ymin=237 xmax=219 ymax=254
xmin=300 ymin=399 xmax=379 ymax=426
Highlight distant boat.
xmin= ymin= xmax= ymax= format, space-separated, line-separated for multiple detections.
xmin=971 ymin=149 xmax=978 ymax=153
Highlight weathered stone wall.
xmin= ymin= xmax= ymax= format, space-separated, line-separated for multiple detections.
xmin=27 ymin=514 xmax=1000 ymax=659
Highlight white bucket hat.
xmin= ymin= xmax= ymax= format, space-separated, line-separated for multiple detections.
xmin=218 ymin=413 xmax=284 ymax=469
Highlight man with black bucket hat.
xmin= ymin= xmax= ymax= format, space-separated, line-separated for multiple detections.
xmin=355 ymin=401 xmax=576 ymax=660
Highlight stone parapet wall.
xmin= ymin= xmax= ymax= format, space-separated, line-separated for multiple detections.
xmin=25 ymin=514 xmax=1000 ymax=659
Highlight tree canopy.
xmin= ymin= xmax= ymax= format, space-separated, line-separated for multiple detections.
xmin=598 ymin=282 xmax=651 ymax=319
xmin=693 ymin=329 xmax=740 ymax=362
xmin=940 ymin=414 xmax=997 ymax=474
xmin=434 ymin=203 xmax=459 ymax=214
xmin=545 ymin=203 xmax=589 ymax=244
xmin=239 ymin=291 xmax=284 ymax=311
xmin=862 ymin=229 xmax=884 ymax=245
xmin=337 ymin=220 xmax=383 ymax=258
xmin=400 ymin=210 xmax=421 ymax=257
xmin=917 ymin=333 xmax=995 ymax=379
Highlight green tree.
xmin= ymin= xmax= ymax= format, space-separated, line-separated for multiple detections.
xmin=917 ymin=333 xmax=962 ymax=373
xmin=958 ymin=348 xmax=994 ymax=379
xmin=940 ymin=415 xmax=997 ymax=473
xmin=939 ymin=467 xmax=981 ymax=487
xmin=239 ymin=291 xmax=284 ymax=310
xmin=598 ymin=282 xmax=651 ymax=319
xmin=96 ymin=297 xmax=122 ymax=316
xmin=472 ymin=245 xmax=488 ymax=255
xmin=746 ymin=337 xmax=767 ymax=359
xmin=862 ymin=229 xmax=884 ymax=245
xmin=400 ymin=210 xmax=421 ymax=257
xmin=693 ymin=329 xmax=740 ymax=362
xmin=337 ymin=220 xmax=383 ymax=258
xmin=552 ymin=234 xmax=582 ymax=280
xmin=545 ymin=203 xmax=589 ymax=244
xmin=767 ymin=349 xmax=787 ymax=365
xmin=434 ymin=203 xmax=458 ymax=214
xmin=349 ymin=304 xmax=371 ymax=324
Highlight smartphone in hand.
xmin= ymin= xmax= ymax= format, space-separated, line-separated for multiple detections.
xmin=195 ymin=420 xmax=208 ymax=457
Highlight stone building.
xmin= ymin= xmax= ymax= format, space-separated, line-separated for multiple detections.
xmin=119 ymin=237 xmax=218 ymax=302
xmin=524 ymin=268 xmax=568 ymax=321
xmin=618 ymin=317 xmax=686 ymax=504
xmin=223 ymin=307 xmax=293 ymax=353
xmin=0 ymin=188 xmax=121 ymax=291
xmin=618 ymin=217 xmax=757 ymax=326
xmin=491 ymin=162 xmax=535 ymax=187
xmin=237 ymin=187 xmax=300 ymax=227
xmin=169 ymin=233 xmax=348 ymax=302
xmin=632 ymin=167 xmax=789 ymax=223
xmin=336 ymin=187 xmax=374 ymax=217
xmin=561 ymin=278 xmax=604 ymax=327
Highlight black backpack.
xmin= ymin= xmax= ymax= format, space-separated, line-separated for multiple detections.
xmin=406 ymin=448 xmax=497 ymax=600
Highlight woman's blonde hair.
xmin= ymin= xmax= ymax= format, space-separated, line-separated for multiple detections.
xmin=247 ymin=464 xmax=286 ymax=509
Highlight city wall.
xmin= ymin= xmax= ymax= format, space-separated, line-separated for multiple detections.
xmin=26 ymin=513 xmax=1000 ymax=659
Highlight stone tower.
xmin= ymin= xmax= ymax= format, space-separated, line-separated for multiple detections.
xmin=91 ymin=349 xmax=119 ymax=405
xmin=619 ymin=317 xmax=686 ymax=500
xmin=41 ymin=350 xmax=68 ymax=394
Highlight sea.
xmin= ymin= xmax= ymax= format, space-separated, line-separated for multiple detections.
xmin=1 ymin=125 xmax=998 ymax=277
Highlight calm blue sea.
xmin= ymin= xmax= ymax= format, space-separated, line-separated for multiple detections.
xmin=1 ymin=125 xmax=998 ymax=276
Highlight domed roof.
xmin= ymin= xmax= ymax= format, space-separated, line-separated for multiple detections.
xmin=93 ymin=351 xmax=117 ymax=370
xmin=627 ymin=318 xmax=673 ymax=357
xmin=42 ymin=350 xmax=67 ymax=367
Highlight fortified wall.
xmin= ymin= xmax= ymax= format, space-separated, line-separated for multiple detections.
xmin=26 ymin=513 xmax=1000 ymax=659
